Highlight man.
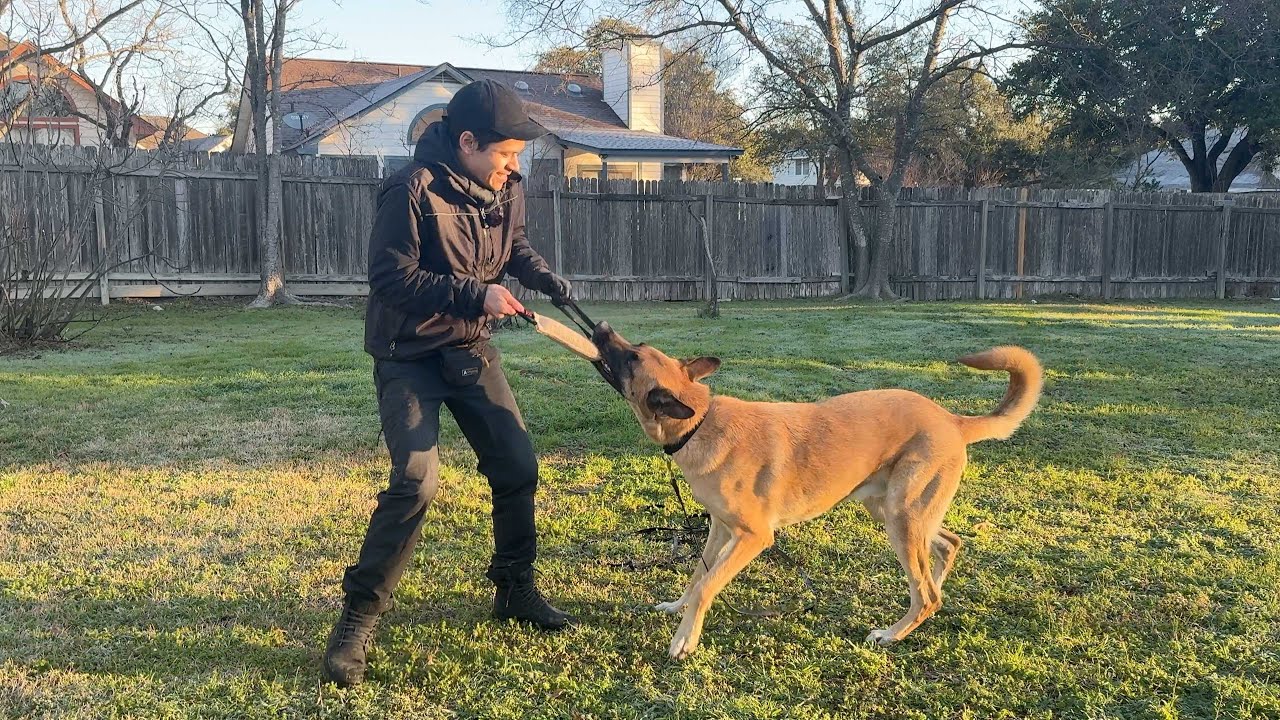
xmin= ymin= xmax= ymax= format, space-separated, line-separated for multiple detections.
xmin=323 ymin=79 xmax=573 ymax=688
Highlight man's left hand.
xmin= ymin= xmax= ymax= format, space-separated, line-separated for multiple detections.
xmin=544 ymin=273 xmax=572 ymax=304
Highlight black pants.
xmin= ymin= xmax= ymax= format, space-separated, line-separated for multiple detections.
xmin=342 ymin=346 xmax=539 ymax=613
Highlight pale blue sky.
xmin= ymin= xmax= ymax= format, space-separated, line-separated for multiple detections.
xmin=291 ymin=0 xmax=533 ymax=70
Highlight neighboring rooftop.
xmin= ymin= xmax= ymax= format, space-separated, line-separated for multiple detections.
xmin=273 ymin=56 xmax=741 ymax=158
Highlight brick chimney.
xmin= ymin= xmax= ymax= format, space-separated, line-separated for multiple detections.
xmin=601 ymin=40 xmax=664 ymax=134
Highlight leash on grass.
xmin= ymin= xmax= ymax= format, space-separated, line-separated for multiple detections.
xmin=599 ymin=457 xmax=819 ymax=618
xmin=548 ymin=298 xmax=820 ymax=617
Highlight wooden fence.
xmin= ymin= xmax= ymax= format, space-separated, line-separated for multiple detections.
xmin=886 ymin=187 xmax=1280 ymax=300
xmin=3 ymin=146 xmax=1278 ymax=303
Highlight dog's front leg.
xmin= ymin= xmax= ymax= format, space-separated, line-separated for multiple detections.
xmin=669 ymin=529 xmax=771 ymax=660
xmin=656 ymin=516 xmax=730 ymax=614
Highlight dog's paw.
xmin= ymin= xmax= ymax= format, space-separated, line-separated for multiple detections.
xmin=668 ymin=631 xmax=699 ymax=660
xmin=654 ymin=599 xmax=685 ymax=614
xmin=865 ymin=628 xmax=897 ymax=647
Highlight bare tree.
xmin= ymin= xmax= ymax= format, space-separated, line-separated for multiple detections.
xmin=0 ymin=1 xmax=238 ymax=349
xmin=498 ymin=0 xmax=1030 ymax=299
xmin=3 ymin=1 xmax=238 ymax=152
xmin=1 ymin=0 xmax=149 ymax=76
xmin=230 ymin=0 xmax=291 ymax=306
xmin=0 ymin=141 xmax=188 ymax=350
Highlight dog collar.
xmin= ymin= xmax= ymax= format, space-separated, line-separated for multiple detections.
xmin=662 ymin=416 xmax=705 ymax=456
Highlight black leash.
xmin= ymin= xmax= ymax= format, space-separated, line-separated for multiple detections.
xmin=599 ymin=458 xmax=818 ymax=618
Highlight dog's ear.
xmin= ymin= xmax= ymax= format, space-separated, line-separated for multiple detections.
xmin=646 ymin=387 xmax=695 ymax=419
xmin=682 ymin=356 xmax=721 ymax=381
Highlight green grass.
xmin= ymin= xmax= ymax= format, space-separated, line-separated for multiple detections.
xmin=1 ymin=297 xmax=1278 ymax=719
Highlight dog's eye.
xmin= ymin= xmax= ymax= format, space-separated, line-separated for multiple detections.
xmin=627 ymin=351 xmax=640 ymax=363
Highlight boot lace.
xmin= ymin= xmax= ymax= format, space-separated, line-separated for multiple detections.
xmin=335 ymin=607 xmax=380 ymax=652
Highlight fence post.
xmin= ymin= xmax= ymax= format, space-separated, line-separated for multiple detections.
xmin=837 ymin=196 xmax=851 ymax=294
xmin=976 ymin=199 xmax=989 ymax=300
xmin=1217 ymin=199 xmax=1233 ymax=299
xmin=704 ymin=193 xmax=715 ymax=303
xmin=1101 ymin=197 xmax=1114 ymax=300
xmin=1015 ymin=186 xmax=1029 ymax=299
xmin=174 ymin=179 xmax=190 ymax=270
xmin=779 ymin=200 xmax=790 ymax=279
xmin=551 ymin=175 xmax=563 ymax=273
xmin=93 ymin=181 xmax=109 ymax=305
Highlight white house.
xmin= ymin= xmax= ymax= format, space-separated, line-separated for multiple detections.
xmin=1116 ymin=129 xmax=1280 ymax=192
xmin=772 ymin=150 xmax=820 ymax=186
xmin=0 ymin=34 xmax=157 ymax=147
xmin=231 ymin=40 xmax=742 ymax=184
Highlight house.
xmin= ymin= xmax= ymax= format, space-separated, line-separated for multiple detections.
xmin=1117 ymin=129 xmax=1280 ymax=192
xmin=134 ymin=115 xmax=231 ymax=153
xmin=230 ymin=40 xmax=742 ymax=183
xmin=772 ymin=150 xmax=820 ymax=186
xmin=0 ymin=34 xmax=159 ymax=148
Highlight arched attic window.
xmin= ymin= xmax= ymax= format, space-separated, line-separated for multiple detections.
xmin=407 ymin=103 xmax=448 ymax=146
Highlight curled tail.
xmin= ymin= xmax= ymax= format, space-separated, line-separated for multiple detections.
xmin=955 ymin=346 xmax=1043 ymax=444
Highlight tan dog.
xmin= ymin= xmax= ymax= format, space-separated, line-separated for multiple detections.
xmin=591 ymin=323 xmax=1043 ymax=659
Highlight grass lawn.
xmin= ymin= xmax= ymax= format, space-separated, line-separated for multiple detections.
xmin=1 ymin=297 xmax=1278 ymax=719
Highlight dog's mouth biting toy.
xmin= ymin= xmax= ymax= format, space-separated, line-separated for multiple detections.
xmin=516 ymin=298 xmax=622 ymax=394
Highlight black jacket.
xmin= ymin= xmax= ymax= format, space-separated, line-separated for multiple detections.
xmin=364 ymin=121 xmax=555 ymax=360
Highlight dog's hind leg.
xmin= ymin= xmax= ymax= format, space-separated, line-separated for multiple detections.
xmin=867 ymin=461 xmax=953 ymax=647
xmin=668 ymin=528 xmax=771 ymax=659
xmin=927 ymin=461 xmax=965 ymax=588
xmin=656 ymin=515 xmax=730 ymax=615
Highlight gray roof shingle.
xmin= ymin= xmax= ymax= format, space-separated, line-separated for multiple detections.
xmin=554 ymin=127 xmax=742 ymax=156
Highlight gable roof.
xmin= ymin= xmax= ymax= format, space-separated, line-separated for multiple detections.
xmin=179 ymin=134 xmax=232 ymax=153
xmin=134 ymin=115 xmax=208 ymax=149
xmin=279 ymin=61 xmax=474 ymax=151
xmin=273 ymin=56 xmax=739 ymax=159
xmin=2 ymin=36 xmax=161 ymax=141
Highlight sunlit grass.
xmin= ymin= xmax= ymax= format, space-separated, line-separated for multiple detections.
xmin=1 ymin=297 xmax=1278 ymax=718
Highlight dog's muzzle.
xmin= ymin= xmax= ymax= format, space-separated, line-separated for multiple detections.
xmin=554 ymin=300 xmax=624 ymax=396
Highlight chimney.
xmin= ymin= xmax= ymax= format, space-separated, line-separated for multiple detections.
xmin=601 ymin=40 xmax=664 ymax=134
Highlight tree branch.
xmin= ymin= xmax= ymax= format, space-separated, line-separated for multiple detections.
xmin=0 ymin=0 xmax=149 ymax=76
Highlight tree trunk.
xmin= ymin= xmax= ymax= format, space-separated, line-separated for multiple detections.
xmin=850 ymin=185 xmax=900 ymax=300
xmin=837 ymin=150 xmax=868 ymax=290
xmin=247 ymin=0 xmax=295 ymax=308
xmin=1211 ymin=134 xmax=1257 ymax=193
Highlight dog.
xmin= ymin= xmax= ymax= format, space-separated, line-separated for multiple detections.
xmin=591 ymin=322 xmax=1043 ymax=659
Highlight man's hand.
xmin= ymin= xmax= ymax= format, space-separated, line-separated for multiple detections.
xmin=482 ymin=284 xmax=526 ymax=319
xmin=544 ymin=273 xmax=572 ymax=304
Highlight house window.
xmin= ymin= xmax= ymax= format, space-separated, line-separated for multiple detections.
xmin=574 ymin=164 xmax=637 ymax=180
xmin=0 ymin=80 xmax=75 ymax=118
xmin=382 ymin=155 xmax=413 ymax=175
xmin=406 ymin=104 xmax=448 ymax=146
xmin=793 ymin=158 xmax=811 ymax=175
xmin=1 ymin=79 xmax=79 ymax=145
xmin=609 ymin=165 xmax=637 ymax=180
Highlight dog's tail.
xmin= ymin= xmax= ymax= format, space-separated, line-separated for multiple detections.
xmin=954 ymin=346 xmax=1043 ymax=444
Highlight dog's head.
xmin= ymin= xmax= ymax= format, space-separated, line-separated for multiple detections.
xmin=592 ymin=322 xmax=720 ymax=445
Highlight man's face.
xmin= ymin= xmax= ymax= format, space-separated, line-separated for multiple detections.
xmin=458 ymin=132 xmax=526 ymax=190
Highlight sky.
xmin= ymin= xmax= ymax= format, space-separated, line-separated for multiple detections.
xmin=289 ymin=0 xmax=534 ymax=70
